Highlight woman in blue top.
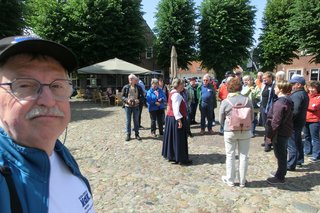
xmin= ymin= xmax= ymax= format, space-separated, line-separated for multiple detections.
xmin=146 ymin=78 xmax=167 ymax=137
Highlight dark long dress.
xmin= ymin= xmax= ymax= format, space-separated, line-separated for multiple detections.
xmin=162 ymin=91 xmax=189 ymax=163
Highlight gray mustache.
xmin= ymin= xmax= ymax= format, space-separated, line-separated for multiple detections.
xmin=25 ymin=106 xmax=65 ymax=119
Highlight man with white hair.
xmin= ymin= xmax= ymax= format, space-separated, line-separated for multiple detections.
xmin=197 ymin=74 xmax=217 ymax=135
xmin=275 ymin=70 xmax=286 ymax=82
xmin=121 ymin=74 xmax=145 ymax=141
xmin=0 ymin=36 xmax=94 ymax=212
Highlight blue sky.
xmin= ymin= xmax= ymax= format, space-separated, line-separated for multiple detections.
xmin=141 ymin=0 xmax=266 ymax=45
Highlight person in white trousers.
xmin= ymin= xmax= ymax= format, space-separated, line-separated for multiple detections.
xmin=219 ymin=77 xmax=254 ymax=187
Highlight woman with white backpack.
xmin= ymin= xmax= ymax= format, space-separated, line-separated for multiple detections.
xmin=219 ymin=77 xmax=254 ymax=187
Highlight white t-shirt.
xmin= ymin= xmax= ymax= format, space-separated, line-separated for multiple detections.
xmin=48 ymin=151 xmax=95 ymax=213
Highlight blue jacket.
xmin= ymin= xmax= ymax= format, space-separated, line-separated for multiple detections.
xmin=196 ymin=83 xmax=217 ymax=108
xmin=0 ymin=128 xmax=92 ymax=213
xmin=146 ymin=87 xmax=166 ymax=112
xmin=290 ymin=88 xmax=309 ymax=129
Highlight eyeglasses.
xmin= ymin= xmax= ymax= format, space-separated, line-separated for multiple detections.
xmin=0 ymin=78 xmax=73 ymax=101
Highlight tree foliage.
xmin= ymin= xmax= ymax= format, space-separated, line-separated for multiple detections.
xmin=0 ymin=0 xmax=24 ymax=38
xmin=198 ymin=0 xmax=255 ymax=80
xmin=258 ymin=0 xmax=298 ymax=71
xmin=25 ymin=0 xmax=146 ymax=67
xmin=289 ymin=0 xmax=320 ymax=63
xmin=155 ymin=0 xmax=197 ymax=73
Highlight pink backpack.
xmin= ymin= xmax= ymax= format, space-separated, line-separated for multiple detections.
xmin=225 ymin=97 xmax=252 ymax=132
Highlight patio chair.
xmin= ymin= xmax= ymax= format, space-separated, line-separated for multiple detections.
xmin=115 ymin=93 xmax=123 ymax=106
xmin=76 ymin=89 xmax=86 ymax=99
xmin=99 ymin=92 xmax=110 ymax=106
xmin=92 ymin=90 xmax=100 ymax=103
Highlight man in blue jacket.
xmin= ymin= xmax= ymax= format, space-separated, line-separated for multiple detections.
xmin=287 ymin=75 xmax=309 ymax=170
xmin=0 ymin=36 xmax=94 ymax=212
xmin=197 ymin=74 xmax=217 ymax=135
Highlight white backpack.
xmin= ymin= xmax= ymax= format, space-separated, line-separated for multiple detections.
xmin=225 ymin=97 xmax=252 ymax=132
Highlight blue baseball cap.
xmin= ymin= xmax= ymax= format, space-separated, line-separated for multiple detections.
xmin=0 ymin=36 xmax=77 ymax=72
xmin=289 ymin=75 xmax=306 ymax=85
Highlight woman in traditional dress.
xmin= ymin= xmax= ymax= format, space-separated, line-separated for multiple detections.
xmin=162 ymin=78 xmax=192 ymax=165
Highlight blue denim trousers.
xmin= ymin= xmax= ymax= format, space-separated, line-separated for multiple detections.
xmin=200 ymin=102 xmax=213 ymax=130
xmin=125 ymin=106 xmax=139 ymax=135
xmin=287 ymin=127 xmax=304 ymax=168
xmin=189 ymin=102 xmax=198 ymax=122
xmin=303 ymin=122 xmax=320 ymax=160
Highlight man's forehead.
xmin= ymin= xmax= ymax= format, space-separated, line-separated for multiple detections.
xmin=0 ymin=54 xmax=68 ymax=78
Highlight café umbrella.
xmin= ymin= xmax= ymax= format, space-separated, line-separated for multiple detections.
xmin=170 ymin=46 xmax=178 ymax=79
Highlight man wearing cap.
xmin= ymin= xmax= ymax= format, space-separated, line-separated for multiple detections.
xmin=0 ymin=36 xmax=94 ymax=212
xmin=287 ymin=75 xmax=309 ymax=171
xmin=187 ymin=77 xmax=198 ymax=124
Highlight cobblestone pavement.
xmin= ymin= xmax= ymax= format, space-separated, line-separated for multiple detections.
xmin=64 ymin=99 xmax=320 ymax=213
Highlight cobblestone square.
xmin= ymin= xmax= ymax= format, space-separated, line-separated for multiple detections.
xmin=65 ymin=99 xmax=320 ymax=213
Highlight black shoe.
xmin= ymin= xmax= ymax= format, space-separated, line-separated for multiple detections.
xmin=179 ymin=160 xmax=193 ymax=166
xmin=135 ymin=135 xmax=142 ymax=140
xmin=261 ymin=142 xmax=265 ymax=147
xmin=188 ymin=132 xmax=193 ymax=138
xmin=287 ymin=167 xmax=296 ymax=171
xmin=139 ymin=125 xmax=144 ymax=129
xmin=267 ymin=177 xmax=285 ymax=185
xmin=297 ymin=163 xmax=304 ymax=167
xmin=125 ymin=135 xmax=130 ymax=141
xmin=218 ymin=132 xmax=223 ymax=136
xmin=264 ymin=146 xmax=272 ymax=152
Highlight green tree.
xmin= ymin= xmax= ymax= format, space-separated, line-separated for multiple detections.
xmin=258 ymin=0 xmax=298 ymax=71
xmin=290 ymin=0 xmax=320 ymax=63
xmin=0 ymin=0 xmax=24 ymax=38
xmin=155 ymin=0 xmax=197 ymax=74
xmin=198 ymin=0 xmax=255 ymax=80
xmin=25 ymin=0 xmax=146 ymax=67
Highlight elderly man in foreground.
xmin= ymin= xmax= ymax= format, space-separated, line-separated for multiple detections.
xmin=0 ymin=36 xmax=94 ymax=212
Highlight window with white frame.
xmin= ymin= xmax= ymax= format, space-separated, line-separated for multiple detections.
xmin=310 ymin=68 xmax=320 ymax=81
xmin=288 ymin=69 xmax=302 ymax=79
xmin=146 ymin=47 xmax=153 ymax=59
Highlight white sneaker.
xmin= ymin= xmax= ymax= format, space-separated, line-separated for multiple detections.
xmin=212 ymin=121 xmax=216 ymax=126
xmin=221 ymin=176 xmax=234 ymax=187
xmin=239 ymin=181 xmax=247 ymax=188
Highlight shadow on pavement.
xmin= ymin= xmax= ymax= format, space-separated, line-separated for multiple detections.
xmin=189 ymin=153 xmax=225 ymax=165
xmin=70 ymin=101 xmax=115 ymax=122
xmin=247 ymin=163 xmax=320 ymax=191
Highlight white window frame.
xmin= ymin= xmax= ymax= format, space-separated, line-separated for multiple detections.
xmin=288 ymin=69 xmax=303 ymax=79
xmin=310 ymin=68 xmax=320 ymax=81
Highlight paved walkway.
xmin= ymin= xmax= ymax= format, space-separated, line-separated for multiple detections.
xmin=65 ymin=99 xmax=320 ymax=213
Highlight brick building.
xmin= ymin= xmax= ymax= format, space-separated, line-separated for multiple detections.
xmin=276 ymin=54 xmax=320 ymax=82
xmin=177 ymin=61 xmax=210 ymax=80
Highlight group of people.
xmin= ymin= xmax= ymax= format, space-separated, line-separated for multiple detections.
xmin=122 ymin=69 xmax=320 ymax=188
xmin=2 ymin=34 xmax=319 ymax=211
